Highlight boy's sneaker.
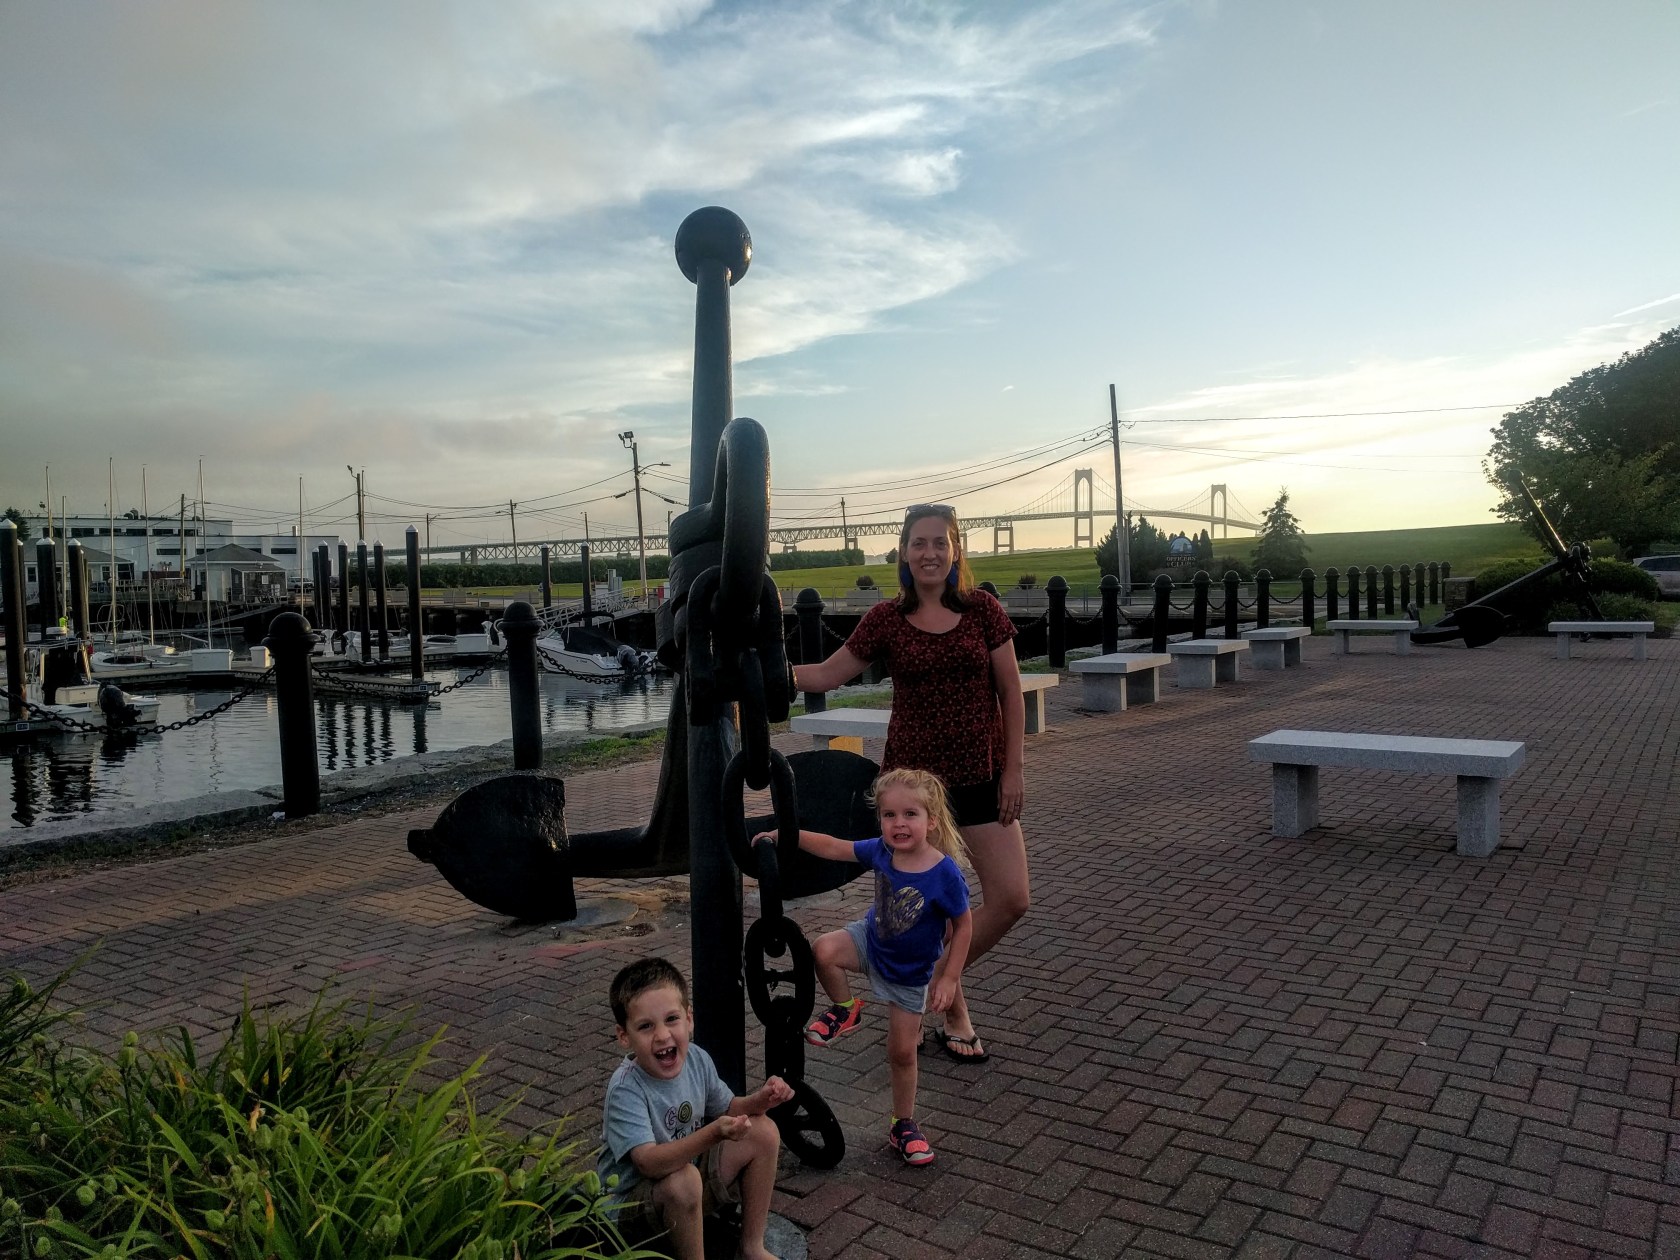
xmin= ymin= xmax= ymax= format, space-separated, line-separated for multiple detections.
xmin=889 ymin=1117 xmax=935 ymax=1166
xmin=805 ymin=1000 xmax=864 ymax=1046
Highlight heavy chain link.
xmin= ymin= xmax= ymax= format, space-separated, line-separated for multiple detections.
xmin=308 ymin=648 xmax=503 ymax=698
xmin=156 ymin=669 xmax=275 ymax=732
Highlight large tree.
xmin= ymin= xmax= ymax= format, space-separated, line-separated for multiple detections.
xmin=1096 ymin=515 xmax=1172 ymax=580
xmin=1252 ymin=489 xmax=1309 ymax=574
xmin=1485 ymin=326 xmax=1680 ymax=554
xmin=2 ymin=507 xmax=31 ymax=540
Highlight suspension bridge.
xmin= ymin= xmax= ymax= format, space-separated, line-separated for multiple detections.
xmin=420 ymin=473 xmax=1262 ymax=564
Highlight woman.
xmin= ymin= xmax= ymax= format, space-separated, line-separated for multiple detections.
xmin=791 ymin=504 xmax=1028 ymax=1064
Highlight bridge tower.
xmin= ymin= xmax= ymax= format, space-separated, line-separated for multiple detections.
xmin=992 ymin=521 xmax=1015 ymax=554
xmin=1073 ymin=468 xmax=1095 ymax=548
xmin=1210 ymin=484 xmax=1229 ymax=539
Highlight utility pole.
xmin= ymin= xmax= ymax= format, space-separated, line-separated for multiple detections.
xmin=347 ymin=465 xmax=366 ymax=541
xmin=840 ymin=497 xmax=849 ymax=553
xmin=424 ymin=513 xmax=436 ymax=554
xmin=1109 ymin=383 xmax=1131 ymax=598
xmin=508 ymin=500 xmax=518 ymax=558
xmin=619 ymin=431 xmax=649 ymax=600
xmin=178 ymin=494 xmax=186 ymax=579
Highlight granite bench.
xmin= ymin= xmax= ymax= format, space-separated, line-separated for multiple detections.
xmin=789 ymin=708 xmax=888 ymax=754
xmin=1068 ymin=652 xmax=1172 ymax=712
xmin=1326 ymin=619 xmax=1417 ymax=656
xmin=1547 ymin=620 xmax=1654 ymax=661
xmin=1242 ymin=625 xmax=1312 ymax=669
xmin=789 ymin=670 xmax=1061 ymax=750
xmin=1166 ymin=639 xmax=1249 ymax=688
xmin=1247 ymin=729 xmax=1527 ymax=857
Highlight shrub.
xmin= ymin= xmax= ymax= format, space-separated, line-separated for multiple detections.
xmin=1472 ymin=554 xmax=1660 ymax=632
xmin=855 ymin=573 xmax=875 ymax=589
xmin=0 ymin=971 xmax=635 ymax=1260
xmin=1215 ymin=557 xmax=1254 ymax=581
xmin=1017 ymin=574 xmax=1037 ymax=589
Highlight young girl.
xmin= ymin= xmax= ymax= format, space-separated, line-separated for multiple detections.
xmin=759 ymin=767 xmax=972 ymax=1166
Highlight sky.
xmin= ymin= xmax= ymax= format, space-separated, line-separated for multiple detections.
xmin=3 ymin=0 xmax=1678 ymax=556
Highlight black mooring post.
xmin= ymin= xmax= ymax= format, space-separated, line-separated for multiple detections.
xmin=580 ymin=543 xmax=594 ymax=626
xmin=336 ymin=543 xmax=350 ymax=648
xmin=1151 ymin=574 xmax=1172 ymax=653
xmin=1399 ymin=565 xmax=1412 ymax=612
xmin=1100 ymin=574 xmax=1119 ymax=653
xmin=1428 ymin=561 xmax=1440 ymax=605
xmin=1382 ymin=565 xmax=1396 ymax=615
xmin=68 ymin=541 xmax=89 ymax=639
xmin=265 ymin=612 xmax=320 ymax=818
xmin=502 ymin=600 xmax=542 ymax=771
xmin=2 ymin=524 xmax=25 ymax=720
xmin=795 ymin=587 xmax=826 ymax=713
xmin=541 ymin=545 xmax=552 ymax=609
xmin=34 ymin=537 xmax=58 ymax=640
xmin=314 ymin=544 xmax=330 ymax=631
xmin=1440 ymin=561 xmax=1452 ymax=588
xmin=979 ymin=580 xmax=999 ymax=597
xmin=1346 ymin=566 xmax=1360 ymax=620
xmin=1256 ymin=569 xmax=1271 ymax=630
xmin=1046 ymin=575 xmax=1068 ymax=666
xmin=357 ymin=543 xmax=372 ymax=662
xmin=1300 ymin=568 xmax=1316 ymax=629
xmin=406 ymin=527 xmax=424 ymax=681
xmin=1223 ymin=570 xmax=1240 ymax=639
xmin=1325 ymin=567 xmax=1340 ymax=621
xmin=1366 ymin=566 xmax=1379 ymax=619
xmin=1192 ymin=570 xmax=1210 ymax=640
xmin=676 ymin=205 xmax=753 ymax=1093
xmin=375 ymin=544 xmax=390 ymax=659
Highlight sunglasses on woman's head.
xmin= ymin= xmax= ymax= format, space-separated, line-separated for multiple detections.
xmin=904 ymin=503 xmax=955 ymax=519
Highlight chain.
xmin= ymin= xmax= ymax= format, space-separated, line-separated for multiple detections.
xmin=433 ymin=649 xmax=509 ymax=694
xmin=156 ymin=670 xmax=275 ymax=732
xmin=308 ymin=648 xmax=503 ymax=698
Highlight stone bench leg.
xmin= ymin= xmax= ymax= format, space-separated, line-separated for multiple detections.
xmin=1456 ymin=775 xmax=1502 ymax=857
xmin=1081 ymin=675 xmax=1126 ymax=713
xmin=1633 ymin=635 xmax=1647 ymax=662
xmin=1271 ymin=763 xmax=1319 ymax=837
xmin=1285 ymin=637 xmax=1303 ymax=667
xmin=1394 ymin=630 xmax=1411 ymax=656
xmin=1024 ymin=689 xmax=1047 ymax=734
xmin=1333 ymin=629 xmax=1350 ymax=655
xmin=1250 ymin=641 xmax=1284 ymax=670
xmin=1216 ymin=652 xmax=1241 ymax=683
xmin=1176 ymin=656 xmax=1216 ymax=689
xmin=1555 ymin=633 xmax=1571 ymax=660
xmin=1126 ymin=669 xmax=1160 ymax=705
xmin=812 ymin=735 xmax=864 ymax=754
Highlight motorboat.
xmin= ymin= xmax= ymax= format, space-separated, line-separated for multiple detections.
xmin=535 ymin=623 xmax=657 ymax=680
xmin=14 ymin=639 xmax=161 ymax=735
xmin=89 ymin=640 xmax=192 ymax=677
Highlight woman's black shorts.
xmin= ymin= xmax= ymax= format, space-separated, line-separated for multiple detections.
xmin=946 ymin=776 xmax=1001 ymax=828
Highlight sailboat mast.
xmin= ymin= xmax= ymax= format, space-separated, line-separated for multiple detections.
xmin=108 ymin=457 xmax=116 ymax=647
xmin=143 ymin=465 xmax=155 ymax=644
xmin=199 ymin=457 xmax=211 ymax=650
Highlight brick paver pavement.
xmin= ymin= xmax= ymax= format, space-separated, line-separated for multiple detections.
xmin=3 ymin=634 xmax=1678 ymax=1258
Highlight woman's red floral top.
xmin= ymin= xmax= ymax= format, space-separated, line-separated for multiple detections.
xmin=843 ymin=589 xmax=1017 ymax=790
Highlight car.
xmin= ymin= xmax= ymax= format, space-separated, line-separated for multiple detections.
xmin=1632 ymin=554 xmax=1680 ymax=598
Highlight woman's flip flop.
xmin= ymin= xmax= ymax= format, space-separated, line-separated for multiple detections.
xmin=929 ymin=1028 xmax=990 ymax=1065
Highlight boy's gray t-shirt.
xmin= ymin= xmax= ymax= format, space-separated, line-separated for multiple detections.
xmin=597 ymin=1043 xmax=734 ymax=1196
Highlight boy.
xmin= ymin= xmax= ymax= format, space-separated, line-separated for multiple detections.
xmin=598 ymin=957 xmax=792 ymax=1260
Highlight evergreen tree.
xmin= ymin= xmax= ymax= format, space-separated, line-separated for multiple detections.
xmin=2 ymin=507 xmax=31 ymax=541
xmin=1095 ymin=516 xmax=1170 ymax=579
xmin=1253 ymin=489 xmax=1309 ymax=574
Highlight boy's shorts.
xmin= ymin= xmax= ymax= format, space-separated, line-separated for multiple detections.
xmin=612 ymin=1143 xmax=740 ymax=1232
xmin=843 ymin=919 xmax=929 ymax=1014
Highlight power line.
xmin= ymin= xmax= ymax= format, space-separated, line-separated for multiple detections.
xmin=1131 ymin=402 xmax=1519 ymax=424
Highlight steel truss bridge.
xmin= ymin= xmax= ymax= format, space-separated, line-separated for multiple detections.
xmin=420 ymin=472 xmax=1260 ymax=564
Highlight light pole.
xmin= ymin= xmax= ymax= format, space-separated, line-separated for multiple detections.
xmin=614 ymin=433 xmax=645 ymax=601
xmin=346 ymin=465 xmax=366 ymax=542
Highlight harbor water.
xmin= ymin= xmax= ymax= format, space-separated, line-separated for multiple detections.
xmin=5 ymin=666 xmax=674 ymax=831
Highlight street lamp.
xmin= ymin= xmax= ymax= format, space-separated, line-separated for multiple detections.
xmin=617 ymin=432 xmax=673 ymax=602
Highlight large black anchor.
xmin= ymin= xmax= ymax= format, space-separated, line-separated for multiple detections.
xmin=407 ymin=207 xmax=872 ymax=1165
xmin=1411 ymin=476 xmax=1603 ymax=648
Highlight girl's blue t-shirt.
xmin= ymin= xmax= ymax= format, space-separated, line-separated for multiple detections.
xmin=853 ymin=838 xmax=970 ymax=987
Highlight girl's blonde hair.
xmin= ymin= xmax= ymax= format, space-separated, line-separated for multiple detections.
xmin=868 ymin=767 xmax=966 ymax=864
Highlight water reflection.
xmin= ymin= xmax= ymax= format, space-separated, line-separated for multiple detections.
xmin=2 ymin=668 xmax=672 ymax=831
